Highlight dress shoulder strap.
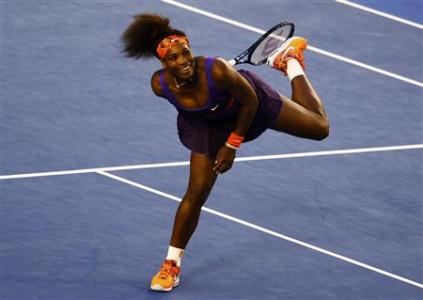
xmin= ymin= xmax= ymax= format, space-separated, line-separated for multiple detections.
xmin=159 ymin=70 xmax=179 ymax=106
xmin=205 ymin=57 xmax=226 ymax=100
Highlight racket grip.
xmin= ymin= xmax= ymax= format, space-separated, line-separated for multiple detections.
xmin=227 ymin=59 xmax=236 ymax=66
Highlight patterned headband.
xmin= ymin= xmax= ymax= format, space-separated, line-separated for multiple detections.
xmin=156 ymin=35 xmax=189 ymax=59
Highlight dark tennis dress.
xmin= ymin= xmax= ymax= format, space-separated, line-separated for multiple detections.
xmin=159 ymin=57 xmax=283 ymax=156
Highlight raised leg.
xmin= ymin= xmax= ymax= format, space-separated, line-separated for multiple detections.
xmin=271 ymin=74 xmax=329 ymax=140
xmin=267 ymin=36 xmax=329 ymax=140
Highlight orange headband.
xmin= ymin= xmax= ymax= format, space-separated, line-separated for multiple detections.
xmin=156 ymin=35 xmax=189 ymax=59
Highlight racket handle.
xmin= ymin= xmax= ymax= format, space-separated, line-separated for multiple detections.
xmin=227 ymin=59 xmax=236 ymax=66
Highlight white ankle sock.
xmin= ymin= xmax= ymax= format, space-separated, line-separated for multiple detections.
xmin=287 ymin=59 xmax=305 ymax=81
xmin=166 ymin=246 xmax=184 ymax=267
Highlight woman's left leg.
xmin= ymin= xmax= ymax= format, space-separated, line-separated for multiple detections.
xmin=266 ymin=36 xmax=329 ymax=139
xmin=169 ymin=151 xmax=218 ymax=248
xmin=151 ymin=151 xmax=218 ymax=292
xmin=270 ymin=74 xmax=329 ymax=140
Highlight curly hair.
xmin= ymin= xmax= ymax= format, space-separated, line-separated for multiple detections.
xmin=121 ymin=13 xmax=186 ymax=59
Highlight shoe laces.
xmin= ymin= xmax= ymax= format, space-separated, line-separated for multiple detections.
xmin=158 ymin=260 xmax=180 ymax=279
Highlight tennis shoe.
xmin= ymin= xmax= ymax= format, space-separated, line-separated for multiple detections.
xmin=150 ymin=259 xmax=181 ymax=292
xmin=267 ymin=36 xmax=307 ymax=75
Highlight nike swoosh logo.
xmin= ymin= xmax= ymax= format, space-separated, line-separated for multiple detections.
xmin=210 ymin=104 xmax=219 ymax=111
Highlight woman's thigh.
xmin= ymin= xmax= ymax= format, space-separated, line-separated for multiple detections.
xmin=270 ymin=95 xmax=329 ymax=140
xmin=185 ymin=151 xmax=218 ymax=204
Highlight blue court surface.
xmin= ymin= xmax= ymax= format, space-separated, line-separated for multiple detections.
xmin=2 ymin=1 xmax=423 ymax=299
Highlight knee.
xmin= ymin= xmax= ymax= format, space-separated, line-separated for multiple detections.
xmin=184 ymin=180 xmax=213 ymax=206
xmin=314 ymin=117 xmax=330 ymax=141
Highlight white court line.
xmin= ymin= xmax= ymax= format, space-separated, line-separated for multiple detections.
xmin=0 ymin=161 xmax=190 ymax=180
xmin=161 ymin=0 xmax=423 ymax=88
xmin=307 ymin=45 xmax=423 ymax=88
xmin=335 ymin=0 xmax=423 ymax=30
xmin=96 ymin=170 xmax=423 ymax=289
xmin=1 ymin=144 xmax=422 ymax=180
xmin=1 ymin=145 xmax=422 ymax=180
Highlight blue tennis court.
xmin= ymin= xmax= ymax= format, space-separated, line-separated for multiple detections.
xmin=2 ymin=1 xmax=422 ymax=299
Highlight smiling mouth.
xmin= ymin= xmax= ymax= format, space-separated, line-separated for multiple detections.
xmin=179 ymin=65 xmax=192 ymax=74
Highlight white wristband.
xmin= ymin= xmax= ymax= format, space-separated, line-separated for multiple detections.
xmin=287 ymin=59 xmax=305 ymax=82
xmin=225 ymin=141 xmax=239 ymax=150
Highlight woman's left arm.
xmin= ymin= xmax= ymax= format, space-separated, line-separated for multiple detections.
xmin=212 ymin=58 xmax=259 ymax=174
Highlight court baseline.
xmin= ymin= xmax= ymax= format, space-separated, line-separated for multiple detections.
xmin=161 ymin=0 xmax=423 ymax=88
xmin=335 ymin=0 xmax=423 ymax=29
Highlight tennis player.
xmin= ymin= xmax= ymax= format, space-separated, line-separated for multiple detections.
xmin=121 ymin=14 xmax=329 ymax=292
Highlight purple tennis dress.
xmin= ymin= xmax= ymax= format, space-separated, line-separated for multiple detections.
xmin=159 ymin=57 xmax=283 ymax=156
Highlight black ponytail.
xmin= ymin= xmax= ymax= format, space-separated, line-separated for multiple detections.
xmin=121 ymin=13 xmax=186 ymax=59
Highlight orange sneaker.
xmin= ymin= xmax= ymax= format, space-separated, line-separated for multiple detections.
xmin=267 ymin=36 xmax=307 ymax=75
xmin=150 ymin=260 xmax=181 ymax=292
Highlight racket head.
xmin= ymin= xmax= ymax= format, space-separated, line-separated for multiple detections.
xmin=229 ymin=22 xmax=295 ymax=66
xmin=248 ymin=22 xmax=295 ymax=66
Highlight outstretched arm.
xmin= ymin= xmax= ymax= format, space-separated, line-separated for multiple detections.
xmin=212 ymin=58 xmax=259 ymax=174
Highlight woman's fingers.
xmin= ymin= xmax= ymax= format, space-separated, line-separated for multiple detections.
xmin=214 ymin=159 xmax=226 ymax=174
xmin=213 ymin=151 xmax=222 ymax=173
xmin=214 ymin=160 xmax=232 ymax=174
xmin=213 ymin=146 xmax=236 ymax=174
xmin=214 ymin=161 xmax=225 ymax=174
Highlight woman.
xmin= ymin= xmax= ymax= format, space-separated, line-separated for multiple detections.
xmin=121 ymin=14 xmax=329 ymax=292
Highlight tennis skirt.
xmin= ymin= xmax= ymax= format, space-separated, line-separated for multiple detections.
xmin=177 ymin=69 xmax=283 ymax=156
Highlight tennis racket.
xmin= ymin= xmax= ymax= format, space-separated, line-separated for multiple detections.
xmin=228 ymin=22 xmax=295 ymax=66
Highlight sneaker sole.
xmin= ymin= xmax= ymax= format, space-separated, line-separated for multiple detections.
xmin=150 ymin=278 xmax=180 ymax=292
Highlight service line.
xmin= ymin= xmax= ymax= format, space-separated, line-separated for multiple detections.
xmin=97 ymin=170 xmax=423 ymax=289
xmin=1 ymin=144 xmax=422 ymax=180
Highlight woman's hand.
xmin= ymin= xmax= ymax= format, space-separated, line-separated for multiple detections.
xmin=213 ymin=145 xmax=236 ymax=174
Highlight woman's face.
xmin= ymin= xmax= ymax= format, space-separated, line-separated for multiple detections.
xmin=161 ymin=44 xmax=195 ymax=80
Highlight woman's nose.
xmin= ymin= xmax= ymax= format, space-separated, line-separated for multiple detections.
xmin=177 ymin=55 xmax=188 ymax=66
